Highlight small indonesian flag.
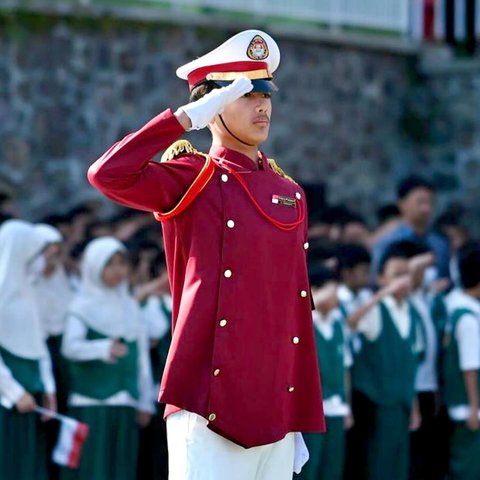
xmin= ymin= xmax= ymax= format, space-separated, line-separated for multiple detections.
xmin=35 ymin=407 xmax=89 ymax=469
xmin=53 ymin=416 xmax=89 ymax=468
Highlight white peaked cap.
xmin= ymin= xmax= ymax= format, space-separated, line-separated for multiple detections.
xmin=176 ymin=29 xmax=280 ymax=92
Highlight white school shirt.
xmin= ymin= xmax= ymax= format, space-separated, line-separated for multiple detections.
xmin=411 ymin=290 xmax=439 ymax=392
xmin=445 ymin=290 xmax=480 ymax=421
xmin=62 ymin=315 xmax=155 ymax=413
xmin=357 ymin=295 xmax=424 ymax=353
xmin=313 ymin=309 xmax=352 ymax=417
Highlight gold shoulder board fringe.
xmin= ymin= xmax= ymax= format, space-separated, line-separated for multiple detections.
xmin=267 ymin=158 xmax=298 ymax=185
xmin=161 ymin=139 xmax=199 ymax=163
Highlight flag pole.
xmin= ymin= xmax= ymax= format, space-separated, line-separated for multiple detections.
xmin=34 ymin=406 xmax=73 ymax=423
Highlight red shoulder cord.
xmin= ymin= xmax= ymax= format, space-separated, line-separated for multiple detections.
xmin=153 ymin=154 xmax=216 ymax=222
xmin=215 ymin=157 xmax=305 ymax=231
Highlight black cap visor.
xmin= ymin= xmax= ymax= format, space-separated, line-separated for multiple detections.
xmin=213 ymin=78 xmax=278 ymax=93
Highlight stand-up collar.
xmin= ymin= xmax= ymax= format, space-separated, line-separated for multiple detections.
xmin=209 ymin=145 xmax=267 ymax=171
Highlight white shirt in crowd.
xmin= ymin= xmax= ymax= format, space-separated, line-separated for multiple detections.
xmin=445 ymin=289 xmax=480 ymax=421
xmin=313 ymin=309 xmax=352 ymax=417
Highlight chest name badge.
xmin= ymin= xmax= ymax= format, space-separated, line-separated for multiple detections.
xmin=272 ymin=194 xmax=297 ymax=208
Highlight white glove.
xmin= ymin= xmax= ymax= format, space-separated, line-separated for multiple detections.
xmin=180 ymin=77 xmax=254 ymax=131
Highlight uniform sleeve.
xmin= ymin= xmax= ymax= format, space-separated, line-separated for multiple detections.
xmin=88 ymin=109 xmax=205 ymax=213
xmin=39 ymin=354 xmax=56 ymax=394
xmin=357 ymin=304 xmax=382 ymax=342
xmin=62 ymin=315 xmax=113 ymax=362
xmin=0 ymin=352 xmax=25 ymax=407
xmin=455 ymin=314 xmax=480 ymax=371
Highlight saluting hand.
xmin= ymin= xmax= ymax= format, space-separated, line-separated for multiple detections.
xmin=381 ymin=274 xmax=411 ymax=299
xmin=177 ymin=77 xmax=253 ymax=130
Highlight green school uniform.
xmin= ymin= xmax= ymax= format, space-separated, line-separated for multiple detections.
xmin=0 ymin=346 xmax=48 ymax=480
xmin=352 ymin=301 xmax=422 ymax=480
xmin=299 ymin=313 xmax=348 ymax=480
xmin=61 ymin=327 xmax=139 ymax=480
xmin=138 ymin=296 xmax=172 ymax=480
xmin=442 ymin=307 xmax=480 ymax=480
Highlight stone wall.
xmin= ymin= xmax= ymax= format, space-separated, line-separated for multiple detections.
xmin=1 ymin=8 xmax=479 ymax=229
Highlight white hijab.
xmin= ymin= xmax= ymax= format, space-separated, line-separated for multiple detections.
xmin=0 ymin=220 xmax=49 ymax=359
xmin=33 ymin=224 xmax=73 ymax=337
xmin=68 ymin=237 xmax=140 ymax=341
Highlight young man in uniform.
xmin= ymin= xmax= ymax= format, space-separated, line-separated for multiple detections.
xmin=88 ymin=30 xmax=325 ymax=480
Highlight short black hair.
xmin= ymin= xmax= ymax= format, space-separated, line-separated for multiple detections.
xmin=397 ymin=175 xmax=435 ymax=200
xmin=337 ymin=243 xmax=371 ymax=270
xmin=458 ymin=242 xmax=480 ymax=289
xmin=378 ymin=240 xmax=419 ymax=274
xmin=308 ymin=239 xmax=338 ymax=264
xmin=309 ymin=264 xmax=339 ymax=288
xmin=189 ymin=81 xmax=219 ymax=103
xmin=377 ymin=204 xmax=400 ymax=224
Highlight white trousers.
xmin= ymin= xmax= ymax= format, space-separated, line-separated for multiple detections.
xmin=166 ymin=410 xmax=295 ymax=480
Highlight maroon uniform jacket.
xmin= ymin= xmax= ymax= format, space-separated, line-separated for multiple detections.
xmin=88 ymin=109 xmax=325 ymax=448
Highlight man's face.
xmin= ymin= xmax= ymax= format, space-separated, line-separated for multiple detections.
xmin=215 ymin=91 xmax=272 ymax=146
xmin=399 ymin=187 xmax=435 ymax=229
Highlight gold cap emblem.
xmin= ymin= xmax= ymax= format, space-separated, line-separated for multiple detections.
xmin=247 ymin=35 xmax=269 ymax=60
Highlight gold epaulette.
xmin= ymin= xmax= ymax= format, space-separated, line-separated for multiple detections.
xmin=161 ymin=140 xmax=199 ymax=163
xmin=267 ymin=158 xmax=298 ymax=185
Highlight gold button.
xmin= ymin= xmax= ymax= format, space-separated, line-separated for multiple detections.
xmin=213 ymin=368 xmax=221 ymax=376
xmin=292 ymin=336 xmax=300 ymax=344
xmin=303 ymin=242 xmax=309 ymax=250
xmin=300 ymin=290 xmax=308 ymax=298
xmin=221 ymin=174 xmax=229 ymax=183
xmin=226 ymin=220 xmax=235 ymax=229
xmin=295 ymin=192 xmax=301 ymax=200
xmin=219 ymin=319 xmax=228 ymax=327
xmin=288 ymin=386 xmax=295 ymax=393
xmin=208 ymin=413 xmax=216 ymax=422
xmin=224 ymin=269 xmax=232 ymax=278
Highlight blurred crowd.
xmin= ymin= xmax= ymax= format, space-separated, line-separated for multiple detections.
xmin=0 ymin=172 xmax=479 ymax=480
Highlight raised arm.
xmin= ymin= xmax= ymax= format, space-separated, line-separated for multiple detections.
xmin=88 ymin=79 xmax=253 ymax=213
xmin=88 ymin=109 xmax=203 ymax=213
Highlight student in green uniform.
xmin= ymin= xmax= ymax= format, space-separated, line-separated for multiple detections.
xmin=0 ymin=220 xmax=57 ymax=480
xmin=346 ymin=241 xmax=424 ymax=480
xmin=61 ymin=236 xmax=155 ymax=480
xmin=34 ymin=223 xmax=74 ymax=480
xmin=298 ymin=265 xmax=353 ymax=480
xmin=442 ymin=244 xmax=480 ymax=480
xmin=135 ymin=249 xmax=171 ymax=480
xmin=337 ymin=244 xmax=374 ymax=480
